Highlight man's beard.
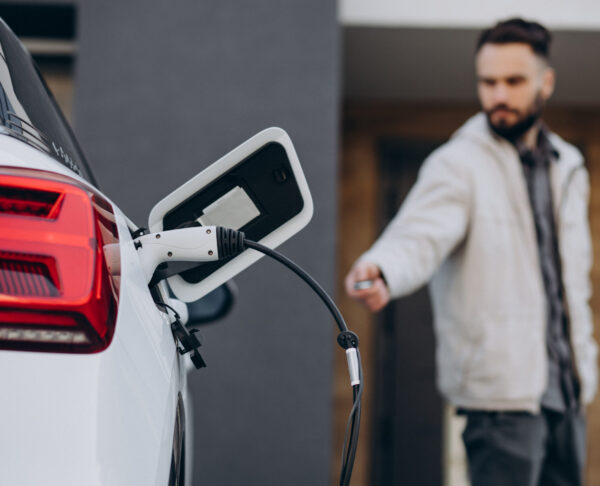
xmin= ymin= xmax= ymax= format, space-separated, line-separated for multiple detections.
xmin=485 ymin=93 xmax=544 ymax=142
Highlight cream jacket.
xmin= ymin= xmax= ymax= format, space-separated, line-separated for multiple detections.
xmin=361 ymin=113 xmax=598 ymax=412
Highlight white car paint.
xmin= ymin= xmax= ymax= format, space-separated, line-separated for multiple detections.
xmin=0 ymin=134 xmax=190 ymax=486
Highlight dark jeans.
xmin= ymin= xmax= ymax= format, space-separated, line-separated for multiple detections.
xmin=461 ymin=408 xmax=586 ymax=486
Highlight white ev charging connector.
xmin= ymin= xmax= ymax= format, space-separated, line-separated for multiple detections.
xmin=134 ymin=226 xmax=220 ymax=284
xmin=132 ymin=225 xmax=241 ymax=371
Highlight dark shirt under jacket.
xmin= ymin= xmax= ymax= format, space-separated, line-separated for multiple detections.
xmin=516 ymin=126 xmax=580 ymax=412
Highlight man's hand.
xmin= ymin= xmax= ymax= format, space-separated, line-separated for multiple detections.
xmin=344 ymin=261 xmax=390 ymax=312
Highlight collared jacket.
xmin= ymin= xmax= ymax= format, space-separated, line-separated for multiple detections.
xmin=361 ymin=113 xmax=598 ymax=412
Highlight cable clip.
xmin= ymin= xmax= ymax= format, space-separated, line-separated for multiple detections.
xmin=157 ymin=302 xmax=207 ymax=369
xmin=337 ymin=331 xmax=359 ymax=350
xmin=338 ymin=331 xmax=360 ymax=386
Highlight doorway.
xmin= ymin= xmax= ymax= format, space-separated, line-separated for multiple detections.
xmin=370 ymin=138 xmax=444 ymax=485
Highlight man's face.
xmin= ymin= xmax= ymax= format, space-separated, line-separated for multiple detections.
xmin=476 ymin=42 xmax=555 ymax=139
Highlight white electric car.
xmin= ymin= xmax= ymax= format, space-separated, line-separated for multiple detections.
xmin=0 ymin=20 xmax=313 ymax=486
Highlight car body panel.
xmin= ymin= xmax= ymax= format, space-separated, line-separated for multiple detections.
xmin=0 ymin=135 xmax=187 ymax=485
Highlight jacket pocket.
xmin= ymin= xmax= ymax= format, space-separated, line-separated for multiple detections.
xmin=458 ymin=316 xmax=546 ymax=402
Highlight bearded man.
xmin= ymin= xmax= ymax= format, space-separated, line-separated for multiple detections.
xmin=345 ymin=18 xmax=597 ymax=486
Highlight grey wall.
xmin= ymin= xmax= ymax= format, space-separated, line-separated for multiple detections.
xmin=74 ymin=2 xmax=339 ymax=485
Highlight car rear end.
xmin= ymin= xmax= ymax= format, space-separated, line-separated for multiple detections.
xmin=0 ymin=135 xmax=188 ymax=486
xmin=0 ymin=16 xmax=189 ymax=485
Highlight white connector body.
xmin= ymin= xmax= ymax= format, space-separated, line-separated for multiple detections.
xmin=134 ymin=226 xmax=219 ymax=283
xmin=346 ymin=348 xmax=360 ymax=386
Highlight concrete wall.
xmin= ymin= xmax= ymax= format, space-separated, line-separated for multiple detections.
xmin=74 ymin=2 xmax=339 ymax=485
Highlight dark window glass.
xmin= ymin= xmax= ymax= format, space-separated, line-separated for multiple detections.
xmin=0 ymin=19 xmax=96 ymax=185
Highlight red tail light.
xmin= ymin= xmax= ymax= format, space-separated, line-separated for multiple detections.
xmin=0 ymin=186 xmax=62 ymax=218
xmin=0 ymin=168 xmax=120 ymax=353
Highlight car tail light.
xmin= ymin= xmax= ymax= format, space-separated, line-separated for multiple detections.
xmin=0 ymin=168 xmax=120 ymax=353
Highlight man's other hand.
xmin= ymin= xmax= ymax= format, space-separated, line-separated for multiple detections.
xmin=344 ymin=261 xmax=390 ymax=312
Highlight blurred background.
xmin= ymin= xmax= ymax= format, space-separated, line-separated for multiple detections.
xmin=4 ymin=0 xmax=600 ymax=484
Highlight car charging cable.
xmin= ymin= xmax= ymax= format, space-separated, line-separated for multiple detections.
xmin=216 ymin=226 xmax=363 ymax=486
xmin=135 ymin=224 xmax=363 ymax=485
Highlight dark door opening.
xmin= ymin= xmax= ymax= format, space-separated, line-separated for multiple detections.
xmin=371 ymin=137 xmax=444 ymax=486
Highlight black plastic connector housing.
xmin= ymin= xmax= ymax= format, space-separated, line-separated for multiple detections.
xmin=216 ymin=227 xmax=246 ymax=258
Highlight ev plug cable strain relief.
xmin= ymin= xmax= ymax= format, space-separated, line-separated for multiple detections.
xmin=216 ymin=226 xmax=246 ymax=258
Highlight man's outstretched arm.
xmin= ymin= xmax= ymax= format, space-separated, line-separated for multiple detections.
xmin=344 ymin=148 xmax=472 ymax=311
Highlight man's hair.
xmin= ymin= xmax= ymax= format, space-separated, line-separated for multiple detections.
xmin=476 ymin=18 xmax=552 ymax=60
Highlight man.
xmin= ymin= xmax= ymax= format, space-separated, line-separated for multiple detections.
xmin=345 ymin=18 xmax=597 ymax=486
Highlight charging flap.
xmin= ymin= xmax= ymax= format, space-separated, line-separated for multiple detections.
xmin=148 ymin=127 xmax=313 ymax=302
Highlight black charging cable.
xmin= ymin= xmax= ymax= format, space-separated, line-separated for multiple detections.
xmin=216 ymin=227 xmax=363 ymax=486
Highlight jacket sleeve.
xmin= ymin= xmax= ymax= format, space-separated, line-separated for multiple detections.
xmin=360 ymin=149 xmax=471 ymax=298
xmin=560 ymin=166 xmax=598 ymax=404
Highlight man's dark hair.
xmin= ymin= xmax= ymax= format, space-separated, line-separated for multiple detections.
xmin=476 ymin=18 xmax=552 ymax=59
